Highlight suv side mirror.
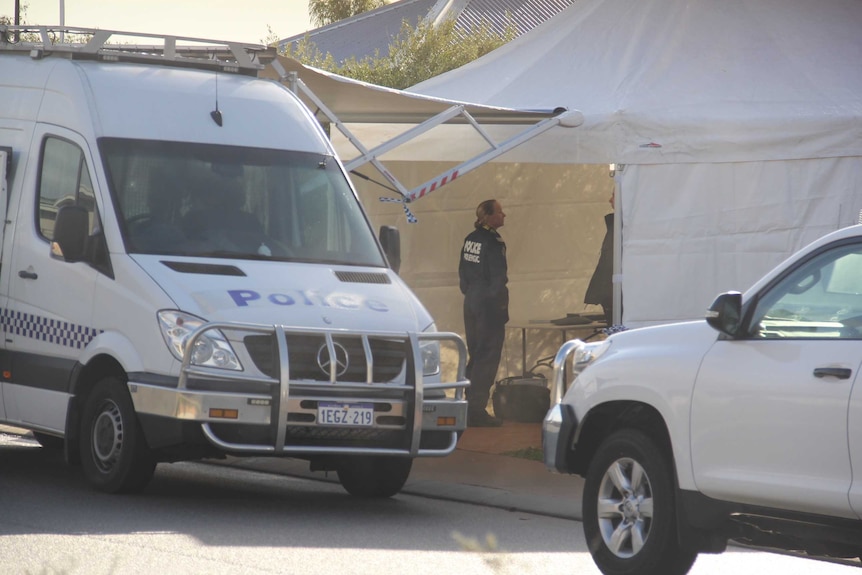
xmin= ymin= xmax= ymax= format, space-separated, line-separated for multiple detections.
xmin=705 ymin=291 xmax=743 ymax=337
xmin=51 ymin=205 xmax=89 ymax=262
xmin=379 ymin=225 xmax=401 ymax=274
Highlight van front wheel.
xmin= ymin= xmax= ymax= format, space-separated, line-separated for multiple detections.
xmin=79 ymin=377 xmax=156 ymax=493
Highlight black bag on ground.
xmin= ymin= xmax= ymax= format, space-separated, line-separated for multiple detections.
xmin=492 ymin=375 xmax=551 ymax=423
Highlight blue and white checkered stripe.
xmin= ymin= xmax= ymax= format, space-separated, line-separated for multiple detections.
xmin=0 ymin=309 xmax=102 ymax=349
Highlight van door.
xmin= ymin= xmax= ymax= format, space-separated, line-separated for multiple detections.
xmin=0 ymin=146 xmax=9 ymax=421
xmin=3 ymin=128 xmax=102 ymax=432
xmin=0 ymin=146 xmax=9 ymax=252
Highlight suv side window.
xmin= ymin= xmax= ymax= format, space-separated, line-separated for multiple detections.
xmin=750 ymin=242 xmax=862 ymax=339
xmin=37 ymin=137 xmax=99 ymax=240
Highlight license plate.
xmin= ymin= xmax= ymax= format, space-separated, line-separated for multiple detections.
xmin=317 ymin=402 xmax=374 ymax=427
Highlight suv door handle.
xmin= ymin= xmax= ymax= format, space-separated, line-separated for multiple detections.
xmin=18 ymin=270 xmax=38 ymax=280
xmin=813 ymin=367 xmax=852 ymax=379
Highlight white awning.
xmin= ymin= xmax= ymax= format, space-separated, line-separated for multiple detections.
xmin=263 ymin=56 xmax=582 ymax=217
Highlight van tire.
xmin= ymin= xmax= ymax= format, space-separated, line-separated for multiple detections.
xmin=336 ymin=456 xmax=412 ymax=498
xmin=79 ymin=377 xmax=156 ymax=494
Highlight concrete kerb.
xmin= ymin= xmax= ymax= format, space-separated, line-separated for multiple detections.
xmin=210 ymin=450 xmax=583 ymax=521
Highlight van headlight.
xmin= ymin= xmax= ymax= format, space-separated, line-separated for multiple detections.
xmin=158 ymin=311 xmax=242 ymax=370
xmin=420 ymin=324 xmax=441 ymax=377
xmin=571 ymin=339 xmax=612 ymax=378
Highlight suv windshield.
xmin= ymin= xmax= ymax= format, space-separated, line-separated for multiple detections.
xmin=99 ymin=138 xmax=385 ymax=266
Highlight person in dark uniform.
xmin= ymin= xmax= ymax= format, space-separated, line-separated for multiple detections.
xmin=459 ymin=199 xmax=508 ymax=427
xmin=584 ymin=192 xmax=614 ymax=325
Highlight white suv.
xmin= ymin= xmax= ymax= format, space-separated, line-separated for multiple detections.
xmin=543 ymin=225 xmax=862 ymax=575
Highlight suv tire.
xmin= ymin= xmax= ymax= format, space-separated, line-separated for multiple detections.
xmin=583 ymin=428 xmax=697 ymax=575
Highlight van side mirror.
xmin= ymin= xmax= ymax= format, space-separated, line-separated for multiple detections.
xmin=51 ymin=205 xmax=89 ymax=262
xmin=705 ymin=291 xmax=743 ymax=337
xmin=379 ymin=225 xmax=401 ymax=274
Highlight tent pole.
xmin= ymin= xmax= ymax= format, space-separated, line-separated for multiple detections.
xmin=611 ymin=164 xmax=624 ymax=326
xmin=404 ymin=111 xmax=583 ymax=202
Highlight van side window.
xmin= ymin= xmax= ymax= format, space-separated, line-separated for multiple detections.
xmin=37 ymin=137 xmax=99 ymax=241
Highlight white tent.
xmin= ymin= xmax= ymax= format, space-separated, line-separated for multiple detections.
xmin=380 ymin=0 xmax=862 ymax=326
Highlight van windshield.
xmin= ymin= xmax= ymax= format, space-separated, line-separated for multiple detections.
xmin=99 ymin=138 xmax=386 ymax=267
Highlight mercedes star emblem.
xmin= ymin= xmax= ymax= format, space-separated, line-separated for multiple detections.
xmin=317 ymin=341 xmax=349 ymax=377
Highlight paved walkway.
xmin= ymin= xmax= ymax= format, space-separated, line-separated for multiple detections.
xmin=1 ymin=422 xmax=583 ymax=520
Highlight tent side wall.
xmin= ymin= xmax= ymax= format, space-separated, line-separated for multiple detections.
xmin=351 ymin=160 xmax=613 ymax=380
xmin=620 ymin=157 xmax=862 ymax=327
xmin=397 ymin=0 xmax=862 ymax=330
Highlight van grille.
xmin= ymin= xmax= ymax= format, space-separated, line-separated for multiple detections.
xmin=243 ymin=334 xmax=406 ymax=382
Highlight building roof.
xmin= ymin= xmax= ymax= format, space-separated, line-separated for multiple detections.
xmin=279 ymin=0 xmax=437 ymax=63
xmin=453 ymin=0 xmax=575 ymax=36
xmin=279 ymin=0 xmax=573 ymax=62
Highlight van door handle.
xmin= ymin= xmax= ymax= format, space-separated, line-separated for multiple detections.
xmin=813 ymin=367 xmax=852 ymax=379
xmin=18 ymin=270 xmax=38 ymax=280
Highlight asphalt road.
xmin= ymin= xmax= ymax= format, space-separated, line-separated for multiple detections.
xmin=0 ymin=430 xmax=858 ymax=575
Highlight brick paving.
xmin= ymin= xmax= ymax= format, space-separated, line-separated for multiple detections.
xmin=457 ymin=421 xmax=542 ymax=455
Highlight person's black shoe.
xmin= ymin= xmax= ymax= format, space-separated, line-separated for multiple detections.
xmin=468 ymin=410 xmax=503 ymax=428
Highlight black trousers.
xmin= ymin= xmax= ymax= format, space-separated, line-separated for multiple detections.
xmin=463 ymin=302 xmax=506 ymax=414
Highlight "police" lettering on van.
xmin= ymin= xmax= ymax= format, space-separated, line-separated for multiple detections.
xmin=228 ymin=289 xmax=389 ymax=312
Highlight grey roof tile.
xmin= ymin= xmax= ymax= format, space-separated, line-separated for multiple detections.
xmin=457 ymin=0 xmax=573 ymax=36
xmin=280 ymin=0 xmax=438 ymax=61
xmin=280 ymin=0 xmax=574 ymax=62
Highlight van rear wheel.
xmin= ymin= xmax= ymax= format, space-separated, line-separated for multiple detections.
xmin=79 ymin=377 xmax=156 ymax=493
xmin=336 ymin=456 xmax=412 ymax=498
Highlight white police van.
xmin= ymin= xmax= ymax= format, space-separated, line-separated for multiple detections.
xmin=0 ymin=27 xmax=468 ymax=497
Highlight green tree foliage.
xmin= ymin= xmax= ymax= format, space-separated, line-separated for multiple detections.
xmin=262 ymin=24 xmax=281 ymax=47
xmin=0 ymin=1 xmax=27 ymax=26
xmin=309 ymin=0 xmax=387 ymax=27
xmin=285 ymin=17 xmax=516 ymax=89
xmin=1 ymin=3 xmax=89 ymax=44
xmin=1 ymin=3 xmax=37 ymax=42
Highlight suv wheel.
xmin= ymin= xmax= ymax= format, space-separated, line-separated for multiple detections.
xmin=583 ymin=428 xmax=697 ymax=575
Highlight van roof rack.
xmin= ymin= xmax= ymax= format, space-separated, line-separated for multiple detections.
xmin=0 ymin=25 xmax=275 ymax=76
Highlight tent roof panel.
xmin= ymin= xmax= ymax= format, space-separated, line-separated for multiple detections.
xmin=408 ymin=0 xmax=862 ymax=164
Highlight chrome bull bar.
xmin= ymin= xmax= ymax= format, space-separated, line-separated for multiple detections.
xmin=550 ymin=338 xmax=585 ymax=405
xmin=179 ymin=321 xmax=469 ymax=457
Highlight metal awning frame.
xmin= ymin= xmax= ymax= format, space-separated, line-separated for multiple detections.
xmin=269 ymin=59 xmax=583 ymax=222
